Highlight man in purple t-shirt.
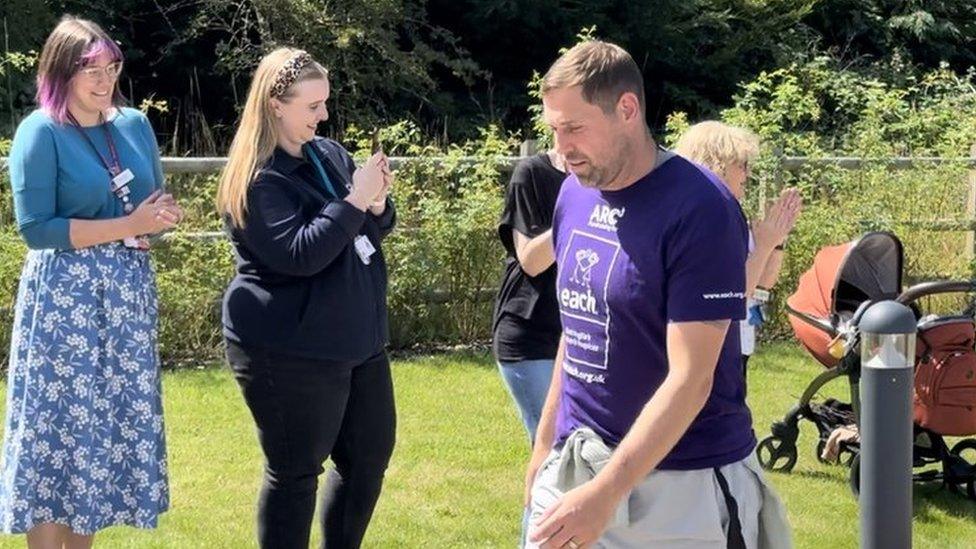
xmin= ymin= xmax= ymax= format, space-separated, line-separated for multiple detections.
xmin=524 ymin=41 xmax=791 ymax=549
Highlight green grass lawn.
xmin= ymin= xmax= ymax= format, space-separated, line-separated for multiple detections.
xmin=0 ymin=342 xmax=973 ymax=547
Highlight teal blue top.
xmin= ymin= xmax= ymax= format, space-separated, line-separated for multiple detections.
xmin=8 ymin=107 xmax=164 ymax=250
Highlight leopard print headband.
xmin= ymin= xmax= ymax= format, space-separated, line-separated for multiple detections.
xmin=270 ymin=51 xmax=313 ymax=98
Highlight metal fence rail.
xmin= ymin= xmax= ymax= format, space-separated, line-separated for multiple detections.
xmin=3 ymin=153 xmax=976 ymax=244
xmin=2 ymin=153 xmax=976 ymax=316
xmin=4 ymin=155 xmax=976 ymax=173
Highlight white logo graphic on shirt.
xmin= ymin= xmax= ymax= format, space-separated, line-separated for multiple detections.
xmin=702 ymin=291 xmax=746 ymax=300
xmin=560 ymin=287 xmax=598 ymax=316
xmin=588 ymin=204 xmax=626 ymax=231
xmin=571 ymin=249 xmax=600 ymax=286
xmin=558 ymin=230 xmax=622 ymax=372
xmin=562 ymin=248 xmax=601 ymax=316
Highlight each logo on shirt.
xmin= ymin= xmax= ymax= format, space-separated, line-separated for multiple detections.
xmin=587 ymin=204 xmax=625 ymax=232
xmin=561 ymin=286 xmax=598 ymax=316
xmin=557 ymin=230 xmax=622 ymax=372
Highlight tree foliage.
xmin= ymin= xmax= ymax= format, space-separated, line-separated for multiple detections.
xmin=2 ymin=1 xmax=976 ymax=151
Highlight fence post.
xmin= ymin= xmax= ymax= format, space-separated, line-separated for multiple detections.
xmin=967 ymin=144 xmax=976 ymax=260
xmin=766 ymin=145 xmax=784 ymax=215
xmin=520 ymin=139 xmax=540 ymax=157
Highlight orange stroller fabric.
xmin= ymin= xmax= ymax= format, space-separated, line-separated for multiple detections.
xmin=787 ymin=242 xmax=852 ymax=368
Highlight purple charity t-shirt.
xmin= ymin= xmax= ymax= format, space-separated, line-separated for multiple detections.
xmin=552 ymin=153 xmax=756 ymax=470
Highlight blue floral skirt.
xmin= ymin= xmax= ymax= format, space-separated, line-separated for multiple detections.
xmin=0 ymin=243 xmax=169 ymax=534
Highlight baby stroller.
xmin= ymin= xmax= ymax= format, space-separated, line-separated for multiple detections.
xmin=755 ymin=231 xmax=976 ymax=499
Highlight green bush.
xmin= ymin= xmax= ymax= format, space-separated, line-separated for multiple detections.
xmin=345 ymin=122 xmax=513 ymax=347
xmin=152 ymin=236 xmax=235 ymax=364
xmin=0 ymin=230 xmax=24 ymax=366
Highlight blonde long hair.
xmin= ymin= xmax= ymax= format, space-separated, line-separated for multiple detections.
xmin=216 ymin=47 xmax=329 ymax=228
xmin=673 ymin=120 xmax=759 ymax=183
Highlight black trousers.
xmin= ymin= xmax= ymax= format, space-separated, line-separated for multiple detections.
xmin=227 ymin=342 xmax=397 ymax=549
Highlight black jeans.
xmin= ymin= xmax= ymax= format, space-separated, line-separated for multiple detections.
xmin=227 ymin=342 xmax=397 ymax=549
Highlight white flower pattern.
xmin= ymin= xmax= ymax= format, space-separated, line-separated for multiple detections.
xmin=0 ymin=244 xmax=169 ymax=535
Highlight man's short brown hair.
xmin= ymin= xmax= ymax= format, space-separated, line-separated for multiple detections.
xmin=542 ymin=40 xmax=645 ymax=115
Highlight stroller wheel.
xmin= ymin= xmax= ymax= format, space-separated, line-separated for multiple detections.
xmin=950 ymin=439 xmax=976 ymax=465
xmin=949 ymin=439 xmax=976 ymax=496
xmin=849 ymin=454 xmax=861 ymax=498
xmin=756 ymin=435 xmax=798 ymax=473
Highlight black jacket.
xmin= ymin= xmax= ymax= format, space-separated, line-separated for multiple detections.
xmin=222 ymin=137 xmax=396 ymax=361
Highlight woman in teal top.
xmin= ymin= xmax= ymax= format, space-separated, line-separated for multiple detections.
xmin=12 ymin=105 xmax=165 ymax=248
xmin=0 ymin=17 xmax=182 ymax=547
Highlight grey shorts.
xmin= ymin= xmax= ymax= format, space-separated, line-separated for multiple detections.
xmin=526 ymin=451 xmax=792 ymax=549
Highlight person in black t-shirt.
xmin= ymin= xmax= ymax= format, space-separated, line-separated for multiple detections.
xmin=492 ymin=150 xmax=567 ymax=444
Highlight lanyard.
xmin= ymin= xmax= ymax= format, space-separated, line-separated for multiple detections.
xmin=66 ymin=111 xmax=122 ymax=176
xmin=66 ymin=111 xmax=135 ymax=213
xmin=303 ymin=143 xmax=340 ymax=199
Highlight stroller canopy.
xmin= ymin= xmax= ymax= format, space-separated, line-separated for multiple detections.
xmin=786 ymin=232 xmax=904 ymax=367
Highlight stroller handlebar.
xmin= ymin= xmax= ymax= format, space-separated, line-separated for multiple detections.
xmin=896 ymin=280 xmax=976 ymax=305
xmin=786 ymin=281 xmax=976 ymax=349
xmin=785 ymin=304 xmax=839 ymax=337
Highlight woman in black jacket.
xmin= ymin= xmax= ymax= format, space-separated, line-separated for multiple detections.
xmin=215 ymin=48 xmax=395 ymax=549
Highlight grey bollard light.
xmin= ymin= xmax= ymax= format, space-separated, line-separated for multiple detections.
xmin=858 ymin=300 xmax=916 ymax=549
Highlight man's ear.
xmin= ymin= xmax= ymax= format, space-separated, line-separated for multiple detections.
xmin=617 ymin=92 xmax=642 ymax=124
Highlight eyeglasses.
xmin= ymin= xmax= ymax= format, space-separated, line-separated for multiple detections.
xmin=76 ymin=61 xmax=123 ymax=81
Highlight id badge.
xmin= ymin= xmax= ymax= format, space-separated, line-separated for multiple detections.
xmin=354 ymin=235 xmax=376 ymax=265
xmin=111 ymin=168 xmax=135 ymax=192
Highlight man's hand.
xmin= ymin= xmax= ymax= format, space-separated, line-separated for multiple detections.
xmin=529 ymin=481 xmax=617 ymax=549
